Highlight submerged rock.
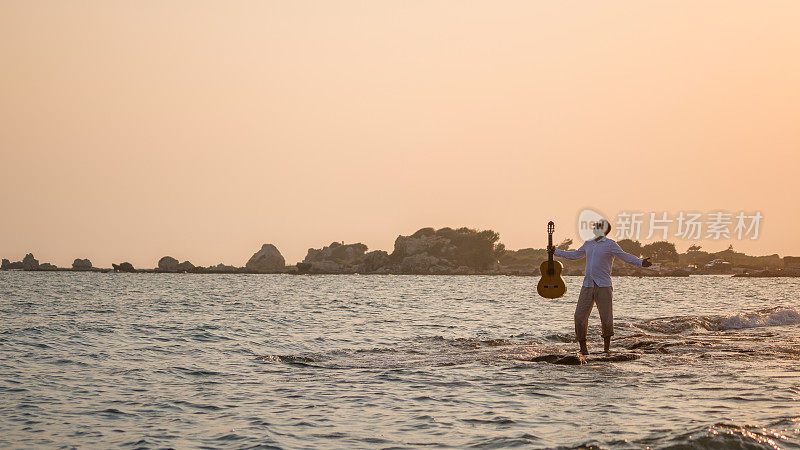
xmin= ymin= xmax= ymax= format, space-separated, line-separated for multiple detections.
xmin=245 ymin=244 xmax=285 ymax=273
xmin=520 ymin=352 xmax=641 ymax=365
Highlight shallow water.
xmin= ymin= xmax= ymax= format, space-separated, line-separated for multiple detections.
xmin=1 ymin=273 xmax=798 ymax=448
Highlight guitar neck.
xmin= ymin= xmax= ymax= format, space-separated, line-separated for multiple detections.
xmin=547 ymin=233 xmax=554 ymax=262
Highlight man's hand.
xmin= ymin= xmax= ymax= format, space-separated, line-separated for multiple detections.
xmin=642 ymin=257 xmax=652 ymax=267
xmin=547 ymin=244 xmax=555 ymax=254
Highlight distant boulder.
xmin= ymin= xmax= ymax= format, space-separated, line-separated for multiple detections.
xmin=72 ymin=258 xmax=92 ymax=270
xmin=39 ymin=263 xmax=58 ymax=271
xmin=363 ymin=250 xmax=390 ymax=272
xmin=1 ymin=259 xmax=23 ymax=270
xmin=245 ymin=244 xmax=285 ymax=273
xmin=22 ymin=253 xmax=39 ymax=271
xmin=208 ymin=263 xmax=237 ymax=273
xmin=393 ymin=234 xmax=450 ymax=260
xmin=112 ymin=262 xmax=136 ymax=273
xmin=295 ymin=262 xmax=312 ymax=274
xmin=304 ymin=242 xmax=368 ymax=266
xmin=392 ymin=227 xmax=503 ymax=271
xmin=302 ymin=242 xmax=368 ymax=273
xmin=157 ymin=257 xmax=195 ymax=273
xmin=177 ymin=261 xmax=195 ymax=272
xmin=158 ymin=256 xmax=180 ymax=272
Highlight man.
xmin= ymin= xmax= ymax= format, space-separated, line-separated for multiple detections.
xmin=548 ymin=220 xmax=651 ymax=355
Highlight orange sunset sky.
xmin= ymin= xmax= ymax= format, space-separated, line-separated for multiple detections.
xmin=1 ymin=1 xmax=799 ymax=268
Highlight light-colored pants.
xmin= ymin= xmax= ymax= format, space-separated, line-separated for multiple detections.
xmin=575 ymin=282 xmax=614 ymax=341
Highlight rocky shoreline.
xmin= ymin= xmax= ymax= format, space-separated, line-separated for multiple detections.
xmin=2 ymin=226 xmax=796 ymax=277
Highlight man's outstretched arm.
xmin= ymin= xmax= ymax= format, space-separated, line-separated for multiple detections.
xmin=552 ymin=243 xmax=586 ymax=260
xmin=610 ymin=242 xmax=652 ymax=267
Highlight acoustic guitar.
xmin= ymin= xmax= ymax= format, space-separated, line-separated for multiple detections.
xmin=537 ymin=221 xmax=566 ymax=299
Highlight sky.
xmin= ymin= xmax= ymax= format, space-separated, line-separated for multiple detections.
xmin=1 ymin=1 xmax=799 ymax=267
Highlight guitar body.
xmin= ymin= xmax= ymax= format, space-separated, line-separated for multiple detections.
xmin=537 ymin=221 xmax=567 ymax=299
xmin=537 ymin=260 xmax=566 ymax=298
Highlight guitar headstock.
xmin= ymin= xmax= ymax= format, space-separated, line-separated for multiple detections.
xmin=547 ymin=221 xmax=554 ymax=235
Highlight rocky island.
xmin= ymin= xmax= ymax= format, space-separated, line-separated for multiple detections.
xmin=1 ymin=227 xmax=797 ymax=277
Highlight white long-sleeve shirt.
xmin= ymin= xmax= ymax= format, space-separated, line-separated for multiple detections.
xmin=554 ymin=236 xmax=643 ymax=287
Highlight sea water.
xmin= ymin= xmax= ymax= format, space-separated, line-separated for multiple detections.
xmin=1 ymin=272 xmax=798 ymax=448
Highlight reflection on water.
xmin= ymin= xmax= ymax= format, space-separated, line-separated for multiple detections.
xmin=0 ymin=273 xmax=798 ymax=448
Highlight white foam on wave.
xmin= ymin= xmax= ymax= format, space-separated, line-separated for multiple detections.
xmin=720 ymin=307 xmax=800 ymax=330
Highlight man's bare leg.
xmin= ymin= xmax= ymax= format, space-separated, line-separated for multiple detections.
xmin=579 ymin=340 xmax=589 ymax=355
xmin=603 ymin=336 xmax=611 ymax=353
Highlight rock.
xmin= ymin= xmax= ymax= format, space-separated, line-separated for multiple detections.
xmin=72 ymin=258 xmax=92 ymax=270
xmin=22 ymin=253 xmax=39 ymax=271
xmin=393 ymin=234 xmax=450 ymax=260
xmin=209 ymin=263 xmax=237 ymax=273
xmin=2 ymin=259 xmax=23 ymax=270
xmin=302 ymin=242 xmax=368 ymax=273
xmin=399 ymin=253 xmax=439 ymax=274
xmin=177 ymin=261 xmax=195 ymax=272
xmin=363 ymin=250 xmax=389 ymax=272
xmin=157 ymin=257 xmax=194 ymax=273
xmin=310 ymin=260 xmax=342 ymax=273
xmin=304 ymin=242 xmax=368 ymax=266
xmin=39 ymin=263 xmax=58 ymax=271
xmin=112 ymin=262 xmax=136 ymax=273
xmin=429 ymin=265 xmax=450 ymax=274
xmin=391 ymin=227 xmax=504 ymax=271
xmin=454 ymin=265 xmax=474 ymax=275
xmin=245 ymin=244 xmax=285 ymax=273
xmin=158 ymin=256 xmax=180 ymax=272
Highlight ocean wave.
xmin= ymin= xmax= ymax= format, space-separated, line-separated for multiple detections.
xmin=659 ymin=422 xmax=797 ymax=449
xmin=721 ymin=307 xmax=800 ymax=330
xmin=631 ymin=307 xmax=800 ymax=334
